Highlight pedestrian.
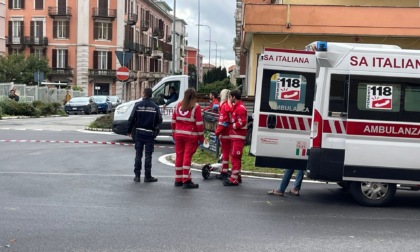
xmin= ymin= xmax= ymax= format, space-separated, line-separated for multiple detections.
xmin=63 ymin=90 xmax=72 ymax=105
xmin=202 ymin=91 xmax=220 ymax=112
xmin=8 ymin=86 xmax=19 ymax=102
xmin=223 ymin=90 xmax=247 ymax=186
xmin=127 ymin=88 xmax=162 ymax=183
xmin=215 ymin=89 xmax=233 ymax=181
xmin=171 ymin=88 xmax=204 ymax=189
xmin=267 ymin=169 xmax=304 ymax=196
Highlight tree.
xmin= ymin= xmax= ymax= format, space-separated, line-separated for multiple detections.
xmin=188 ymin=64 xmax=197 ymax=88
xmin=0 ymin=54 xmax=50 ymax=84
xmin=203 ymin=67 xmax=228 ymax=84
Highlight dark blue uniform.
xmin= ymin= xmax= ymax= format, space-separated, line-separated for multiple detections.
xmin=127 ymin=98 xmax=162 ymax=179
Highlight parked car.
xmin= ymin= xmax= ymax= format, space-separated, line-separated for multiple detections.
xmin=109 ymin=96 xmax=122 ymax=111
xmin=92 ymin=95 xmax=112 ymax=114
xmin=64 ymin=97 xmax=98 ymax=115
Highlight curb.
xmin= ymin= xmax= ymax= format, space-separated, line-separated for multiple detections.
xmin=85 ymin=127 xmax=113 ymax=132
xmin=1 ymin=115 xmax=64 ymax=119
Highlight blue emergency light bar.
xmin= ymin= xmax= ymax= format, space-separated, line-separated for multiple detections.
xmin=317 ymin=41 xmax=327 ymax=51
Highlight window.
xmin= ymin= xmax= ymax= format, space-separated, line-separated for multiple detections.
xmin=12 ymin=21 xmax=22 ymax=37
xmin=259 ymin=69 xmax=315 ymax=115
xmin=94 ymin=22 xmax=112 ymax=40
xmin=328 ymin=74 xmax=348 ymax=115
xmin=97 ymin=51 xmax=108 ymax=70
xmin=347 ymin=75 xmax=420 ymax=123
xmin=33 ymin=48 xmax=45 ymax=58
xmin=151 ymin=81 xmax=180 ymax=105
xmin=10 ymin=0 xmax=24 ymax=9
xmin=56 ymin=49 xmax=67 ymax=68
xmin=53 ymin=21 xmax=69 ymax=39
xmin=35 ymin=0 xmax=43 ymax=9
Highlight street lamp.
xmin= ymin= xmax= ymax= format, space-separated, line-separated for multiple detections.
xmin=196 ymin=0 xmax=200 ymax=90
xmin=198 ymin=24 xmax=211 ymax=67
xmin=172 ymin=0 xmax=176 ymax=74
xmin=95 ymin=86 xmax=100 ymax=95
xmin=205 ymin=40 xmax=217 ymax=67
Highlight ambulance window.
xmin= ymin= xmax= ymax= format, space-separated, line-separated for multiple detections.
xmin=329 ymin=74 xmax=348 ymax=114
xmin=259 ymin=69 xmax=315 ymax=115
xmin=404 ymin=85 xmax=420 ymax=112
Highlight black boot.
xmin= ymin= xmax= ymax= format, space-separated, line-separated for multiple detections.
xmin=174 ymin=181 xmax=183 ymax=187
xmin=134 ymin=176 xmax=140 ymax=182
xmin=183 ymin=180 xmax=199 ymax=189
xmin=223 ymin=179 xmax=239 ymax=186
xmin=216 ymin=173 xmax=228 ymax=181
xmin=144 ymin=176 xmax=158 ymax=183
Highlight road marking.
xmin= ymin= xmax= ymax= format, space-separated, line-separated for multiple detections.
xmin=0 ymin=139 xmax=175 ymax=148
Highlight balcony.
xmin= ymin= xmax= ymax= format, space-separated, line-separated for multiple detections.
xmin=5 ymin=36 xmax=25 ymax=47
xmin=152 ymin=27 xmax=164 ymax=39
xmin=48 ymin=7 xmax=72 ymax=17
xmin=49 ymin=68 xmax=74 ymax=77
xmin=139 ymin=44 xmax=145 ymax=54
xmin=126 ymin=13 xmax=138 ymax=26
xmin=141 ymin=21 xmax=149 ymax=31
xmin=89 ymin=69 xmax=117 ymax=77
xmin=152 ymin=49 xmax=163 ymax=59
xmin=166 ymin=35 xmax=171 ymax=42
xmin=145 ymin=47 xmax=152 ymax=56
xmin=25 ymin=36 xmax=48 ymax=46
xmin=92 ymin=8 xmax=117 ymax=20
xmin=124 ymin=41 xmax=140 ymax=52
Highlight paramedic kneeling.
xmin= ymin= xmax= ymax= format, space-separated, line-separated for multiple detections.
xmin=127 ymin=88 xmax=162 ymax=183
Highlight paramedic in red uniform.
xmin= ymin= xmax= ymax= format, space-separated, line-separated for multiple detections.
xmin=171 ymin=88 xmax=204 ymax=189
xmin=202 ymin=91 xmax=220 ymax=112
xmin=214 ymin=89 xmax=233 ymax=181
xmin=224 ymin=90 xmax=248 ymax=186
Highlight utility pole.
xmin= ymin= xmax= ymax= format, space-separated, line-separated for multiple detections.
xmin=196 ymin=0 xmax=200 ymax=90
xmin=172 ymin=0 xmax=176 ymax=74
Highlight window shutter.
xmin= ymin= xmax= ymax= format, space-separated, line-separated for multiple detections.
xmin=21 ymin=0 xmax=25 ymax=9
xmin=30 ymin=21 xmax=34 ymax=37
xmin=35 ymin=0 xmax=43 ymax=9
xmin=108 ymin=23 xmax=112 ymax=41
xmin=93 ymin=22 xmax=98 ymax=39
xmin=107 ymin=51 xmax=112 ymax=69
xmin=93 ymin=51 xmax=98 ymax=69
xmin=30 ymin=48 xmax=34 ymax=54
xmin=38 ymin=21 xmax=43 ymax=37
xmin=53 ymin=21 xmax=57 ymax=38
xmin=52 ymin=49 xmax=57 ymax=68
xmin=8 ymin=0 xmax=12 ymax=9
xmin=64 ymin=50 xmax=68 ymax=68
xmin=8 ymin=21 xmax=12 ymax=37
xmin=20 ymin=21 xmax=24 ymax=37
xmin=43 ymin=48 xmax=47 ymax=57
xmin=65 ymin=21 xmax=69 ymax=38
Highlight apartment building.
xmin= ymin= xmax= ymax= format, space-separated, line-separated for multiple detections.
xmin=184 ymin=46 xmax=203 ymax=83
xmin=235 ymin=0 xmax=420 ymax=95
xmin=5 ymin=0 xmax=188 ymax=101
xmin=0 ymin=0 xmax=5 ymax=56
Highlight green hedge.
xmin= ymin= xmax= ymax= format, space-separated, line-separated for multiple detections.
xmin=0 ymin=100 xmax=66 ymax=117
xmin=89 ymin=113 xmax=113 ymax=129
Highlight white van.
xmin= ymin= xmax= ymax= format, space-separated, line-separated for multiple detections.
xmin=112 ymin=75 xmax=190 ymax=139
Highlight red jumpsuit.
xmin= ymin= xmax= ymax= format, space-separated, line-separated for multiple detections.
xmin=215 ymin=101 xmax=232 ymax=175
xmin=202 ymin=98 xmax=220 ymax=112
xmin=171 ymin=102 xmax=204 ymax=183
xmin=228 ymin=100 xmax=248 ymax=184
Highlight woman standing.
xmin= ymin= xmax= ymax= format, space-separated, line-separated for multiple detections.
xmin=215 ymin=89 xmax=233 ymax=181
xmin=171 ymin=88 xmax=204 ymax=189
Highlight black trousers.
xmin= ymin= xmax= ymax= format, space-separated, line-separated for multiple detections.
xmin=134 ymin=131 xmax=155 ymax=178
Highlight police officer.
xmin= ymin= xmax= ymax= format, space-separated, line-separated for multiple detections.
xmin=128 ymin=88 xmax=162 ymax=183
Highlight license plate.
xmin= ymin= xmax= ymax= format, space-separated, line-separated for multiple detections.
xmin=72 ymin=108 xmax=77 ymax=110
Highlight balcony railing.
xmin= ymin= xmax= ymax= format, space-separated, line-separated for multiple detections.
xmin=92 ymin=8 xmax=117 ymax=19
xmin=25 ymin=36 xmax=48 ymax=46
xmin=49 ymin=68 xmax=74 ymax=76
xmin=124 ymin=41 xmax=140 ymax=52
xmin=145 ymin=47 xmax=152 ymax=56
xmin=126 ymin=12 xmax=138 ymax=26
xmin=164 ymin=52 xmax=172 ymax=61
xmin=48 ymin=7 xmax=72 ymax=17
xmin=152 ymin=27 xmax=164 ymax=39
xmin=5 ymin=36 xmax=25 ymax=46
xmin=152 ymin=49 xmax=163 ymax=59
xmin=89 ymin=69 xmax=117 ymax=77
xmin=139 ymin=44 xmax=145 ymax=54
xmin=141 ymin=21 xmax=149 ymax=31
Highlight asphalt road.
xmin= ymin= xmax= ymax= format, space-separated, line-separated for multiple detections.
xmin=1 ymin=116 xmax=420 ymax=251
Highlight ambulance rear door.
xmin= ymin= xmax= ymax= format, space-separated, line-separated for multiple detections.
xmin=251 ymin=48 xmax=316 ymax=169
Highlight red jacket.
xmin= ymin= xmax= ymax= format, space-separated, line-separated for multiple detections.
xmin=202 ymin=98 xmax=220 ymax=112
xmin=215 ymin=101 xmax=232 ymax=138
xmin=171 ymin=102 xmax=204 ymax=142
xmin=229 ymin=100 xmax=248 ymax=140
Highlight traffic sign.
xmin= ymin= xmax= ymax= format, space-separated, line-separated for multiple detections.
xmin=116 ymin=51 xmax=133 ymax=66
xmin=116 ymin=67 xmax=130 ymax=81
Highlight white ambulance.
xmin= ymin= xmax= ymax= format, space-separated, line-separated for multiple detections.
xmin=250 ymin=48 xmax=317 ymax=170
xmin=308 ymin=41 xmax=420 ymax=206
xmin=252 ymin=42 xmax=420 ymax=206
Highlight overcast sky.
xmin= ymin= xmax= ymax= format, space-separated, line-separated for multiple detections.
xmin=166 ymin=0 xmax=237 ymax=69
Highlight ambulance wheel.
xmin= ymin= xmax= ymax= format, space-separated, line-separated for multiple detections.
xmin=349 ymin=181 xmax=396 ymax=207
xmin=202 ymin=164 xmax=211 ymax=179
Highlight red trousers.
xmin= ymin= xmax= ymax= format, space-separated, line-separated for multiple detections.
xmin=174 ymin=136 xmax=199 ymax=183
xmin=219 ymin=136 xmax=231 ymax=174
xmin=229 ymin=139 xmax=245 ymax=183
